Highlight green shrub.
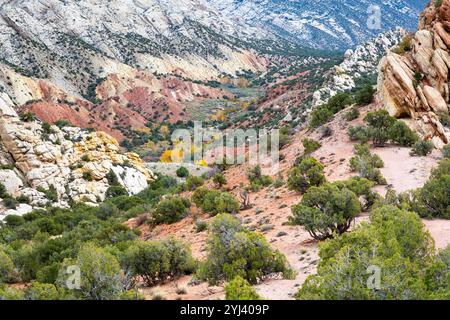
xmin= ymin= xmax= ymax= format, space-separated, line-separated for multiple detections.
xmin=41 ymin=122 xmax=54 ymax=135
xmin=3 ymin=197 xmax=18 ymax=209
xmin=296 ymin=206 xmax=437 ymax=300
xmin=106 ymin=186 xmax=128 ymax=199
xmin=0 ymin=250 xmax=16 ymax=283
xmin=287 ymin=157 xmax=325 ymax=194
xmin=4 ymin=215 xmax=25 ymax=227
xmin=192 ymin=187 xmax=210 ymax=207
xmin=225 ymin=276 xmax=262 ymax=300
xmin=193 ymin=189 xmax=239 ymax=216
xmin=290 ymin=183 xmax=361 ymax=240
xmin=354 ymin=84 xmax=375 ymax=106
xmin=336 ymin=177 xmax=379 ymax=210
xmin=195 ymin=220 xmax=208 ymax=233
xmin=212 ymin=173 xmax=227 ymax=188
xmin=327 ymin=92 xmax=353 ymax=114
xmin=426 ymin=245 xmax=450 ymax=299
xmin=388 ymin=121 xmax=419 ymax=146
xmin=345 ymin=107 xmax=360 ymax=121
xmin=185 ymin=175 xmax=204 ymax=191
xmin=393 ymin=34 xmax=413 ymax=54
xmin=247 ymin=165 xmax=272 ymax=189
xmin=309 ymin=106 xmax=333 ymax=128
xmin=247 ymin=165 xmax=263 ymax=183
xmin=198 ymin=190 xmax=221 ymax=213
xmin=302 ymin=139 xmax=322 ymax=155
xmin=82 ymin=171 xmax=94 ymax=181
xmin=95 ymin=203 xmax=120 ymax=220
xmin=273 ymin=176 xmax=285 ymax=188
xmin=364 ymin=110 xmax=396 ymax=146
xmin=418 ymin=175 xmax=450 ymax=219
xmin=109 ymin=195 xmax=145 ymax=211
xmin=279 ymin=132 xmax=291 ymax=147
xmin=348 ymin=125 xmax=371 ymax=143
xmin=152 ymin=197 xmax=190 ymax=225
xmin=443 ymin=144 xmax=450 ymax=159
xmin=0 ymin=182 xmax=8 ymax=199
xmin=19 ymin=112 xmax=36 ymax=122
xmin=54 ymin=120 xmax=73 ymax=129
xmin=16 ymin=195 xmax=31 ymax=204
xmin=25 ymin=282 xmax=61 ymax=300
xmin=309 ymin=92 xmax=353 ymax=128
xmin=350 ymin=144 xmax=386 ymax=185
xmin=106 ymin=169 xmax=120 ymax=186
xmin=0 ymin=286 xmax=24 ymax=300
xmin=176 ymin=166 xmax=189 ymax=178
xmin=36 ymin=263 xmax=60 ymax=285
xmin=410 ymin=140 xmax=434 ymax=156
xmin=321 ymin=126 xmax=333 ymax=138
xmin=414 ymin=159 xmax=450 ymax=219
xmin=197 ymin=214 xmax=293 ymax=284
xmin=58 ymin=243 xmax=123 ymax=300
xmin=36 ymin=185 xmax=58 ymax=202
xmin=439 ymin=112 xmax=450 ymax=127
xmin=215 ymin=193 xmax=240 ymax=215
xmin=119 ymin=289 xmax=145 ymax=300
xmin=122 ymin=238 xmax=196 ymax=286
xmin=413 ymin=72 xmax=424 ymax=88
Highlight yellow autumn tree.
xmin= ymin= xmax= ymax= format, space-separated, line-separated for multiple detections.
xmin=159 ymin=125 xmax=170 ymax=137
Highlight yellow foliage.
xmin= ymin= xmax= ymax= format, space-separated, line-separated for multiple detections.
xmin=160 ymin=125 xmax=170 ymax=137
xmin=236 ymin=77 xmax=249 ymax=88
xmin=240 ymin=101 xmax=251 ymax=110
xmin=160 ymin=148 xmax=184 ymax=163
xmin=160 ymin=150 xmax=172 ymax=163
xmin=212 ymin=110 xmax=226 ymax=122
xmin=136 ymin=127 xmax=151 ymax=134
xmin=195 ymin=159 xmax=208 ymax=167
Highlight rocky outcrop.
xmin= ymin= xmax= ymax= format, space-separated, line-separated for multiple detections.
xmin=0 ymin=109 xmax=155 ymax=219
xmin=313 ymin=28 xmax=406 ymax=106
xmin=377 ymin=0 xmax=450 ymax=148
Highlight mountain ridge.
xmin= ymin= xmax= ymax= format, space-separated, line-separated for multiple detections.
xmin=206 ymin=0 xmax=429 ymax=50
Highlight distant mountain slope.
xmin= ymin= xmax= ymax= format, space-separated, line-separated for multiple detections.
xmin=206 ymin=0 xmax=428 ymax=50
xmin=0 ymin=0 xmax=270 ymax=100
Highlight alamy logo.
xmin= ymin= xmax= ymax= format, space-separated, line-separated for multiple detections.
xmin=366 ymin=265 xmax=382 ymax=290
xmin=170 ymin=122 xmax=280 ymax=175
xmin=65 ymin=265 xmax=81 ymax=290
xmin=367 ymin=5 xmax=382 ymax=30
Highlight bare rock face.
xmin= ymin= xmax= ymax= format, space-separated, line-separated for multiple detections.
xmin=377 ymin=0 xmax=450 ymax=147
xmin=0 ymin=113 xmax=155 ymax=216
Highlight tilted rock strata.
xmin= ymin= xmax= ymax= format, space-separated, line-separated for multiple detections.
xmin=378 ymin=0 xmax=450 ymax=148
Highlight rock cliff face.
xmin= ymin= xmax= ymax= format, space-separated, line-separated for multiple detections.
xmin=0 ymin=106 xmax=154 ymax=220
xmin=377 ymin=0 xmax=450 ymax=148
